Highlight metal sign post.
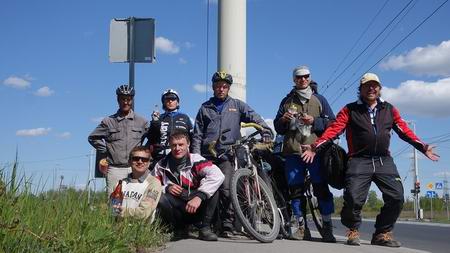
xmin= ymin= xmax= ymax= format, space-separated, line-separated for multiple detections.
xmin=109 ymin=16 xmax=155 ymax=92
xmin=129 ymin=17 xmax=135 ymax=90
xmin=95 ymin=17 xmax=155 ymax=178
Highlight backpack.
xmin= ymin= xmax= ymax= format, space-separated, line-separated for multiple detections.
xmin=319 ymin=142 xmax=348 ymax=190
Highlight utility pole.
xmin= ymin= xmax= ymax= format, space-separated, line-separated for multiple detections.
xmin=87 ymin=149 xmax=95 ymax=205
xmin=444 ymin=172 xmax=449 ymax=220
xmin=218 ymin=0 xmax=246 ymax=102
xmin=407 ymin=121 xmax=422 ymax=220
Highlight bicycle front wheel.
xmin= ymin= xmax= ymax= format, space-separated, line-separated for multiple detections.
xmin=230 ymin=168 xmax=280 ymax=243
xmin=305 ymin=183 xmax=325 ymax=237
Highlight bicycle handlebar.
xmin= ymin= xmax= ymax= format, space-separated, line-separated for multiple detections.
xmin=207 ymin=123 xmax=273 ymax=158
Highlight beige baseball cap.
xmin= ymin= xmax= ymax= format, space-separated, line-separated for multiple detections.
xmin=360 ymin=73 xmax=381 ymax=87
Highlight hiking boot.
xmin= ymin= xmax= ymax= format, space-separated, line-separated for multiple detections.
xmin=219 ymin=227 xmax=235 ymax=238
xmin=321 ymin=221 xmax=336 ymax=243
xmin=199 ymin=227 xmax=218 ymax=241
xmin=371 ymin=231 xmax=402 ymax=247
xmin=171 ymin=227 xmax=189 ymax=241
xmin=346 ymin=229 xmax=360 ymax=246
xmin=288 ymin=217 xmax=305 ymax=240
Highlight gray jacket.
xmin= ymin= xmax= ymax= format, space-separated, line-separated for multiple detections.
xmin=192 ymin=96 xmax=271 ymax=158
xmin=88 ymin=110 xmax=148 ymax=167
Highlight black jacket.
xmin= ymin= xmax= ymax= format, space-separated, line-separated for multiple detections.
xmin=146 ymin=111 xmax=192 ymax=160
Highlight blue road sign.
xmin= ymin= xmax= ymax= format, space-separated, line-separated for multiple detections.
xmin=435 ymin=182 xmax=443 ymax=190
xmin=426 ymin=191 xmax=437 ymax=198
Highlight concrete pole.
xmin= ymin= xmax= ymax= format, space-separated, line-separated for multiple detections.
xmin=218 ymin=0 xmax=246 ymax=102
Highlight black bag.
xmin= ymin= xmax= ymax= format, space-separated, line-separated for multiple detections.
xmin=320 ymin=142 xmax=348 ymax=190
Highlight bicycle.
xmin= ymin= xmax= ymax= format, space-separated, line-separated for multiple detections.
xmin=209 ymin=122 xmax=280 ymax=243
xmin=265 ymin=136 xmax=325 ymax=239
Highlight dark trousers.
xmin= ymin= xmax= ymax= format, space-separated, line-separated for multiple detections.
xmin=215 ymin=159 xmax=235 ymax=230
xmin=158 ymin=191 xmax=219 ymax=229
xmin=341 ymin=156 xmax=404 ymax=233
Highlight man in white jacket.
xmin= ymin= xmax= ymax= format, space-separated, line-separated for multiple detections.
xmin=152 ymin=130 xmax=224 ymax=241
xmin=113 ymin=146 xmax=161 ymax=221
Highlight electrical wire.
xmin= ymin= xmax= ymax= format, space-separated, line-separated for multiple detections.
xmin=327 ymin=0 xmax=418 ymax=103
xmin=323 ymin=0 xmax=414 ymax=95
xmin=330 ymin=0 xmax=449 ymax=105
xmin=322 ymin=0 xmax=390 ymax=94
xmin=205 ymin=0 xmax=211 ymax=100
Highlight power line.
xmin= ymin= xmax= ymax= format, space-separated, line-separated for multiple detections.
xmin=17 ymin=154 xmax=93 ymax=165
xmin=323 ymin=0 xmax=415 ymax=94
xmin=327 ymin=0 xmax=418 ymax=103
xmin=330 ymin=0 xmax=449 ymax=105
xmin=205 ymin=0 xmax=211 ymax=100
xmin=322 ymin=0 xmax=390 ymax=94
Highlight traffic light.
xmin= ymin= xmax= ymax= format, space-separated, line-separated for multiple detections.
xmin=411 ymin=181 xmax=420 ymax=194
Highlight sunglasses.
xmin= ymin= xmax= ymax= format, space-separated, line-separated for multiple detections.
xmin=296 ymin=75 xmax=310 ymax=80
xmin=131 ymin=156 xmax=150 ymax=163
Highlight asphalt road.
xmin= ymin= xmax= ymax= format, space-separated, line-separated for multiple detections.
xmin=162 ymin=220 xmax=450 ymax=253
xmin=325 ymin=218 xmax=450 ymax=253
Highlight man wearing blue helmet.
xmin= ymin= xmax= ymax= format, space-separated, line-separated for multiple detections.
xmin=146 ymin=89 xmax=192 ymax=163
xmin=89 ymin=84 xmax=149 ymax=195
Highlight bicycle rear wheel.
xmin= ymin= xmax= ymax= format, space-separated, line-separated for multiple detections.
xmin=230 ymin=168 xmax=280 ymax=243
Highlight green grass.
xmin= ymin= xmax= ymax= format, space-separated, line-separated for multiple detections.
xmin=0 ymin=171 xmax=168 ymax=253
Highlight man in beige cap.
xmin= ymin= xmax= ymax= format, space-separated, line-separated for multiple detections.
xmin=301 ymin=72 xmax=439 ymax=247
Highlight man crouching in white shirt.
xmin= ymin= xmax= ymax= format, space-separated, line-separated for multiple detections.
xmin=152 ymin=130 xmax=224 ymax=241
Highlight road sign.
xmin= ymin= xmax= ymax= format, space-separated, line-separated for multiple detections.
xmin=426 ymin=191 xmax=437 ymax=198
xmin=426 ymin=182 xmax=434 ymax=190
xmin=109 ymin=18 xmax=155 ymax=63
xmin=435 ymin=182 xmax=443 ymax=190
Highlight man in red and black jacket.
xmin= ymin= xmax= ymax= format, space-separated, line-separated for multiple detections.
xmin=302 ymin=73 xmax=439 ymax=248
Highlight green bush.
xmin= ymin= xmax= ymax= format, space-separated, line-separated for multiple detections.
xmin=0 ymin=172 xmax=168 ymax=253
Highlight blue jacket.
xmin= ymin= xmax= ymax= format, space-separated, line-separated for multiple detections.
xmin=192 ymin=96 xmax=271 ymax=159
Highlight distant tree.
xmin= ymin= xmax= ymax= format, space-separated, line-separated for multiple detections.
xmin=366 ymin=190 xmax=383 ymax=211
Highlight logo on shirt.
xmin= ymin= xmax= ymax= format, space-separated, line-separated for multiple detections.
xmin=123 ymin=190 xmax=143 ymax=201
xmin=228 ymin=108 xmax=237 ymax=112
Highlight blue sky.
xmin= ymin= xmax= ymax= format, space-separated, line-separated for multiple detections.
xmin=2 ymin=0 xmax=450 ymax=198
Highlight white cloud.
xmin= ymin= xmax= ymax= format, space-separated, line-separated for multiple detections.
xmin=155 ymin=36 xmax=180 ymax=54
xmin=34 ymin=86 xmax=55 ymax=97
xmin=3 ymin=76 xmax=31 ymax=89
xmin=16 ymin=128 xmax=52 ymax=137
xmin=381 ymin=40 xmax=450 ymax=76
xmin=56 ymin=132 xmax=71 ymax=139
xmin=179 ymin=58 xmax=187 ymax=64
xmin=382 ymin=77 xmax=450 ymax=117
xmin=193 ymin=83 xmax=212 ymax=93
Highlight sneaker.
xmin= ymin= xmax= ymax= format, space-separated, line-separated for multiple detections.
xmin=172 ymin=227 xmax=189 ymax=241
xmin=346 ymin=229 xmax=360 ymax=246
xmin=371 ymin=231 xmax=401 ymax=247
xmin=288 ymin=217 xmax=305 ymax=240
xmin=199 ymin=227 xmax=218 ymax=241
xmin=321 ymin=221 xmax=336 ymax=243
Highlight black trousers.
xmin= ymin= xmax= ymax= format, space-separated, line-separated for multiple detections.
xmin=215 ymin=159 xmax=235 ymax=230
xmin=158 ymin=191 xmax=219 ymax=229
xmin=341 ymin=156 xmax=404 ymax=233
